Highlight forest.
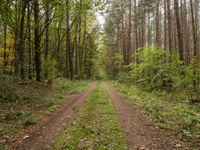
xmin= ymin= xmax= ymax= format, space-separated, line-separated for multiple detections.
xmin=0 ymin=0 xmax=200 ymax=149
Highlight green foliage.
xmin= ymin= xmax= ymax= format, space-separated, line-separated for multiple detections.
xmin=116 ymin=47 xmax=200 ymax=101
xmin=0 ymin=79 xmax=90 ymax=148
xmin=43 ymin=58 xmax=57 ymax=85
xmin=129 ymin=47 xmax=176 ymax=89
xmin=0 ymin=84 xmax=26 ymax=102
xmin=110 ymin=81 xmax=200 ymax=144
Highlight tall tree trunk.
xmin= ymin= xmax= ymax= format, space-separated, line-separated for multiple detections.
xmin=66 ymin=0 xmax=73 ymax=80
xmin=174 ymin=0 xmax=184 ymax=61
xmin=44 ymin=0 xmax=50 ymax=79
xmin=164 ymin=0 xmax=167 ymax=50
xmin=74 ymin=22 xmax=79 ymax=76
xmin=34 ymin=0 xmax=42 ymax=82
xmin=45 ymin=0 xmax=49 ymax=61
xmin=3 ymin=23 xmax=7 ymax=73
xmin=134 ymin=0 xmax=138 ymax=51
xmin=121 ymin=0 xmax=126 ymax=65
xmin=155 ymin=0 xmax=161 ymax=47
xmin=147 ymin=12 xmax=152 ymax=46
xmin=19 ymin=0 xmax=27 ymax=79
xmin=190 ymin=0 xmax=198 ymax=57
xmin=190 ymin=0 xmax=199 ymax=93
xmin=140 ymin=0 xmax=145 ymax=48
xmin=80 ymin=13 xmax=87 ymax=78
xmin=27 ymin=1 xmax=32 ymax=79
xmin=167 ymin=0 xmax=172 ymax=52
xmin=127 ymin=0 xmax=132 ymax=64
xmin=183 ymin=0 xmax=190 ymax=64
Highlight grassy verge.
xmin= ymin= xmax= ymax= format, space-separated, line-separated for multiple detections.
xmin=53 ymin=83 xmax=127 ymax=150
xmin=0 ymin=78 xmax=90 ymax=149
xmin=109 ymin=81 xmax=200 ymax=146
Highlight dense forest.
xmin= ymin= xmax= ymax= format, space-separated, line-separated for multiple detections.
xmin=0 ymin=0 xmax=200 ymax=149
xmin=0 ymin=0 xmax=106 ymax=82
xmin=105 ymin=0 xmax=200 ymax=97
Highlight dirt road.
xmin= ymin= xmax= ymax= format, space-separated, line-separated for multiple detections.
xmin=13 ymin=83 xmax=96 ymax=150
xmin=11 ymin=82 xmax=190 ymax=150
xmin=104 ymin=83 xmax=187 ymax=150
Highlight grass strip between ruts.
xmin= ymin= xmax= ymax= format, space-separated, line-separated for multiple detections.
xmin=53 ymin=82 xmax=127 ymax=150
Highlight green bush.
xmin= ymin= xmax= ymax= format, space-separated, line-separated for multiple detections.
xmin=43 ymin=58 xmax=57 ymax=85
xmin=116 ymin=46 xmax=200 ymax=100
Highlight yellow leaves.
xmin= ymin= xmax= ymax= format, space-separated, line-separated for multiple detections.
xmin=6 ymin=34 xmax=14 ymax=47
xmin=0 ymin=34 xmax=14 ymax=71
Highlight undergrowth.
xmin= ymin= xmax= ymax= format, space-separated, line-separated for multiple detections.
xmin=0 ymin=78 xmax=90 ymax=148
xmin=110 ymin=81 xmax=200 ymax=148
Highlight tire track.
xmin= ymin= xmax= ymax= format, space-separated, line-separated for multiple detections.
xmin=13 ymin=83 xmax=96 ymax=150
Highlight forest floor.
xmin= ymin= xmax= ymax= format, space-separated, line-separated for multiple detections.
xmin=0 ymin=79 xmax=91 ymax=149
xmin=0 ymin=80 xmax=198 ymax=149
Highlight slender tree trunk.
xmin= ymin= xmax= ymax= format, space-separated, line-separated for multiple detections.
xmin=19 ymin=0 xmax=27 ymax=79
xmin=3 ymin=23 xmax=7 ymax=73
xmin=66 ymin=0 xmax=73 ymax=80
xmin=183 ymin=0 xmax=190 ymax=64
xmin=27 ymin=1 xmax=32 ymax=79
xmin=155 ymin=0 xmax=161 ymax=47
xmin=121 ymin=0 xmax=126 ymax=65
xmin=147 ymin=12 xmax=152 ymax=46
xmin=190 ymin=0 xmax=198 ymax=57
xmin=74 ymin=22 xmax=79 ymax=76
xmin=164 ymin=0 xmax=167 ymax=50
xmin=127 ymin=0 xmax=132 ymax=64
xmin=140 ymin=0 xmax=145 ymax=48
xmin=80 ymin=13 xmax=87 ymax=78
xmin=34 ymin=0 xmax=42 ymax=82
xmin=45 ymin=0 xmax=49 ymax=61
xmin=167 ymin=0 xmax=172 ymax=52
xmin=134 ymin=0 xmax=138 ymax=51
xmin=44 ymin=0 xmax=50 ymax=79
xmin=174 ymin=0 xmax=184 ymax=61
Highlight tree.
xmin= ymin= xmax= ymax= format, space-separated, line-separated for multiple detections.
xmin=174 ymin=0 xmax=184 ymax=62
xmin=66 ymin=0 xmax=73 ymax=80
xmin=18 ymin=0 xmax=28 ymax=79
xmin=34 ymin=0 xmax=42 ymax=82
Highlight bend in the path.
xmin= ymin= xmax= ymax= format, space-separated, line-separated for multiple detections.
xmin=104 ymin=82 xmax=187 ymax=150
xmin=13 ymin=83 xmax=96 ymax=150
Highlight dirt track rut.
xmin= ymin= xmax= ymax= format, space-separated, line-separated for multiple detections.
xmin=104 ymin=82 xmax=187 ymax=150
xmin=13 ymin=83 xmax=96 ymax=150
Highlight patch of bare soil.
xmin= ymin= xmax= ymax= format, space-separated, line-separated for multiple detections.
xmin=11 ymin=83 xmax=96 ymax=150
xmin=104 ymin=83 xmax=189 ymax=150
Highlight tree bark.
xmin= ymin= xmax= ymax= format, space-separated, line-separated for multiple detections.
xmin=127 ymin=0 xmax=132 ymax=64
xmin=174 ymin=0 xmax=184 ymax=61
xmin=121 ymin=0 xmax=126 ymax=65
xmin=167 ymin=0 xmax=172 ymax=52
xmin=3 ymin=23 xmax=7 ymax=73
xmin=155 ymin=0 xmax=161 ymax=47
xmin=190 ymin=0 xmax=198 ymax=57
xmin=66 ymin=0 xmax=73 ymax=80
xmin=19 ymin=0 xmax=27 ymax=79
xmin=45 ymin=0 xmax=50 ymax=61
xmin=34 ymin=0 xmax=42 ymax=82
xmin=183 ymin=0 xmax=190 ymax=64
xmin=27 ymin=1 xmax=32 ymax=79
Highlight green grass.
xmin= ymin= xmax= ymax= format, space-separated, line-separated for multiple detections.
xmin=53 ymin=82 xmax=127 ymax=150
xmin=109 ymin=81 xmax=200 ymax=146
xmin=0 ymin=78 xmax=90 ymax=149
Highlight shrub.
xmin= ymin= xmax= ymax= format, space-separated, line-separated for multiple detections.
xmin=43 ymin=58 xmax=57 ymax=85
